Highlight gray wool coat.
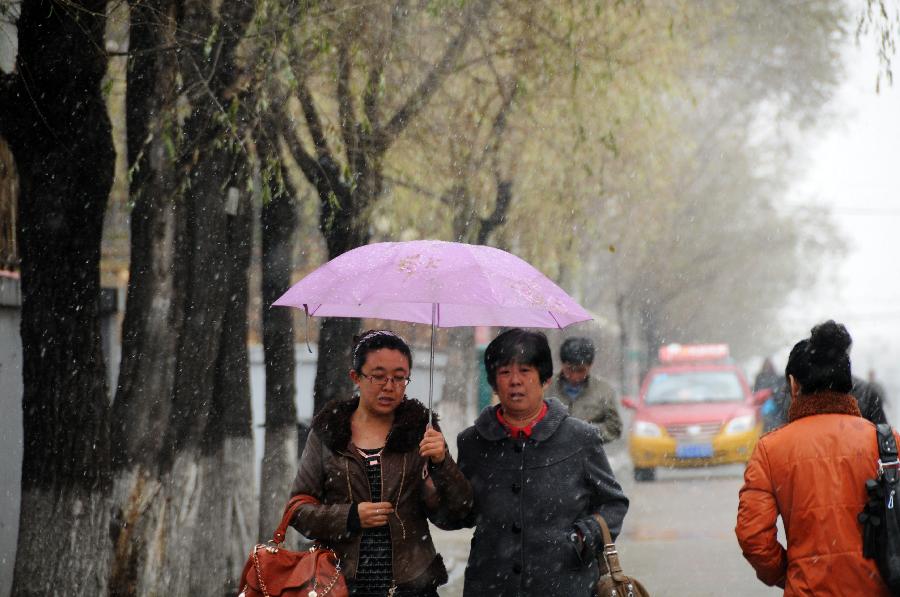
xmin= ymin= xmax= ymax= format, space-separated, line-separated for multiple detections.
xmin=453 ymin=398 xmax=629 ymax=597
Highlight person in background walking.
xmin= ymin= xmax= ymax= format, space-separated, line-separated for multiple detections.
xmin=754 ymin=358 xmax=782 ymax=432
xmin=765 ymin=371 xmax=889 ymax=432
xmin=453 ymin=328 xmax=629 ymax=596
xmin=868 ymin=368 xmax=890 ymax=416
xmin=735 ymin=320 xmax=891 ymax=595
xmin=289 ymin=330 xmax=472 ymax=596
xmin=753 ymin=357 xmax=780 ymax=393
xmin=553 ymin=337 xmax=623 ymax=443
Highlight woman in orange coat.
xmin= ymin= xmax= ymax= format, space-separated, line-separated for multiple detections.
xmin=735 ymin=320 xmax=892 ymax=595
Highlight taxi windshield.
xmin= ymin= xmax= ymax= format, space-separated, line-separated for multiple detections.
xmin=645 ymin=370 xmax=744 ymax=405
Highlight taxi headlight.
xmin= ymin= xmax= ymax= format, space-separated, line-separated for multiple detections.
xmin=724 ymin=415 xmax=755 ymax=435
xmin=633 ymin=420 xmax=663 ymax=437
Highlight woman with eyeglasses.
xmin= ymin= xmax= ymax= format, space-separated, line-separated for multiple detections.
xmin=289 ymin=329 xmax=472 ymax=597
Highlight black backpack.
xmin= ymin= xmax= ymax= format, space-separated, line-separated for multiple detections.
xmin=860 ymin=423 xmax=900 ymax=595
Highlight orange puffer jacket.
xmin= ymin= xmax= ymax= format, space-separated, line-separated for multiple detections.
xmin=735 ymin=391 xmax=892 ymax=596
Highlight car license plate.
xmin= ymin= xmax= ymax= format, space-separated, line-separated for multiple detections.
xmin=676 ymin=443 xmax=713 ymax=459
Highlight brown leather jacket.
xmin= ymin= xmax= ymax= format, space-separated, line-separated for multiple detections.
xmin=289 ymin=396 xmax=472 ymax=590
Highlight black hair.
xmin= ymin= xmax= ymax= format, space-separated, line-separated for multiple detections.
xmin=785 ymin=320 xmax=852 ymax=395
xmin=560 ymin=337 xmax=595 ymax=365
xmin=484 ymin=328 xmax=553 ymax=389
xmin=352 ymin=329 xmax=412 ymax=373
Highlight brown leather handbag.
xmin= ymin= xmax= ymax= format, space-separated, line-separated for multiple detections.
xmin=238 ymin=494 xmax=349 ymax=597
xmin=594 ymin=516 xmax=649 ymax=597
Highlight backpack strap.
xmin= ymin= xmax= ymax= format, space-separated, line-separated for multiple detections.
xmin=876 ymin=424 xmax=900 ymax=485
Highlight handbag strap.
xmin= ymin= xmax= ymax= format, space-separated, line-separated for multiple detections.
xmin=273 ymin=493 xmax=321 ymax=544
xmin=594 ymin=514 xmax=629 ymax=583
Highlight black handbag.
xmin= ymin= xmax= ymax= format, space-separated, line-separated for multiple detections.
xmin=859 ymin=423 xmax=900 ymax=594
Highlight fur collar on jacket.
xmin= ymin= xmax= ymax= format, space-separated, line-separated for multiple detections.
xmin=311 ymin=395 xmax=438 ymax=454
xmin=788 ymin=391 xmax=862 ymax=423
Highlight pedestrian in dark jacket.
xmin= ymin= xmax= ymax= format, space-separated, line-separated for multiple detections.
xmin=452 ymin=328 xmax=629 ymax=597
xmin=753 ymin=357 xmax=780 ymax=393
xmin=765 ymin=374 xmax=888 ymax=432
xmin=289 ymin=330 xmax=473 ymax=596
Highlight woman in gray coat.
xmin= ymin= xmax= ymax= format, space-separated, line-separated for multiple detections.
xmin=454 ymin=328 xmax=629 ymax=596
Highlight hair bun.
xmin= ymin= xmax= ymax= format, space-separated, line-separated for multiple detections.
xmin=808 ymin=320 xmax=852 ymax=361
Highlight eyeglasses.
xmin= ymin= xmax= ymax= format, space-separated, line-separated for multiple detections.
xmin=359 ymin=372 xmax=411 ymax=387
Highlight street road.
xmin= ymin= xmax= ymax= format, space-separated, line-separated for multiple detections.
xmin=434 ymin=439 xmax=782 ymax=596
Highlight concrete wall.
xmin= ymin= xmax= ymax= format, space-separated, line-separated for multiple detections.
xmin=0 ymin=275 xmax=22 ymax=597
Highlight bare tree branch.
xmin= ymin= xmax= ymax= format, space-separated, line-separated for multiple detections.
xmin=383 ymin=173 xmax=440 ymax=200
xmin=295 ymin=77 xmax=331 ymax=160
xmin=275 ymin=103 xmax=341 ymax=200
xmin=336 ymin=36 xmax=359 ymax=166
xmin=376 ymin=0 xmax=493 ymax=151
xmin=479 ymin=78 xmax=516 ymax=167
xmin=363 ymin=0 xmax=409 ymax=132
xmin=477 ymin=178 xmax=512 ymax=245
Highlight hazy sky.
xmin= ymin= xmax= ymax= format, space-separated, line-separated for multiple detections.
xmin=783 ymin=37 xmax=900 ymax=416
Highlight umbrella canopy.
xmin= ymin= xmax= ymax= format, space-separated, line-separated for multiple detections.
xmin=273 ymin=240 xmax=591 ymax=328
xmin=274 ymin=240 xmax=592 ymax=413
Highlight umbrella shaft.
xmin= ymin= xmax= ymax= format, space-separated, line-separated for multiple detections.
xmin=428 ymin=303 xmax=436 ymax=420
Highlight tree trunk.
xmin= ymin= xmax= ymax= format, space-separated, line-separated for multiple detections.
xmin=438 ymin=327 xmax=477 ymax=451
xmin=150 ymin=142 xmax=237 ymax=595
xmin=640 ymin=306 xmax=661 ymax=377
xmin=112 ymin=0 xmax=182 ymax=471
xmin=107 ymin=0 xmax=258 ymax=588
xmin=615 ymin=295 xmax=628 ymax=394
xmin=108 ymin=3 xmax=185 ymax=593
xmin=115 ymin=145 xmax=252 ymax=597
xmin=439 ymin=180 xmax=511 ymax=446
xmin=0 ymin=0 xmax=115 ymax=593
xmin=191 ymin=183 xmax=255 ymax=595
xmin=258 ymin=133 xmax=299 ymax=540
xmin=15 ymin=488 xmax=113 ymax=596
xmin=313 ymin=316 xmax=361 ymax=414
xmin=311 ymin=169 xmax=377 ymax=415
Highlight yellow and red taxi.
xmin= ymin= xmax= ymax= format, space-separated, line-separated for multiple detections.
xmin=623 ymin=344 xmax=770 ymax=481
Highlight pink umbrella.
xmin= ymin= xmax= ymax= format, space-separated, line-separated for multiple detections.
xmin=273 ymin=240 xmax=591 ymax=411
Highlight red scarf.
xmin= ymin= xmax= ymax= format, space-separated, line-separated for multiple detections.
xmin=496 ymin=401 xmax=549 ymax=438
